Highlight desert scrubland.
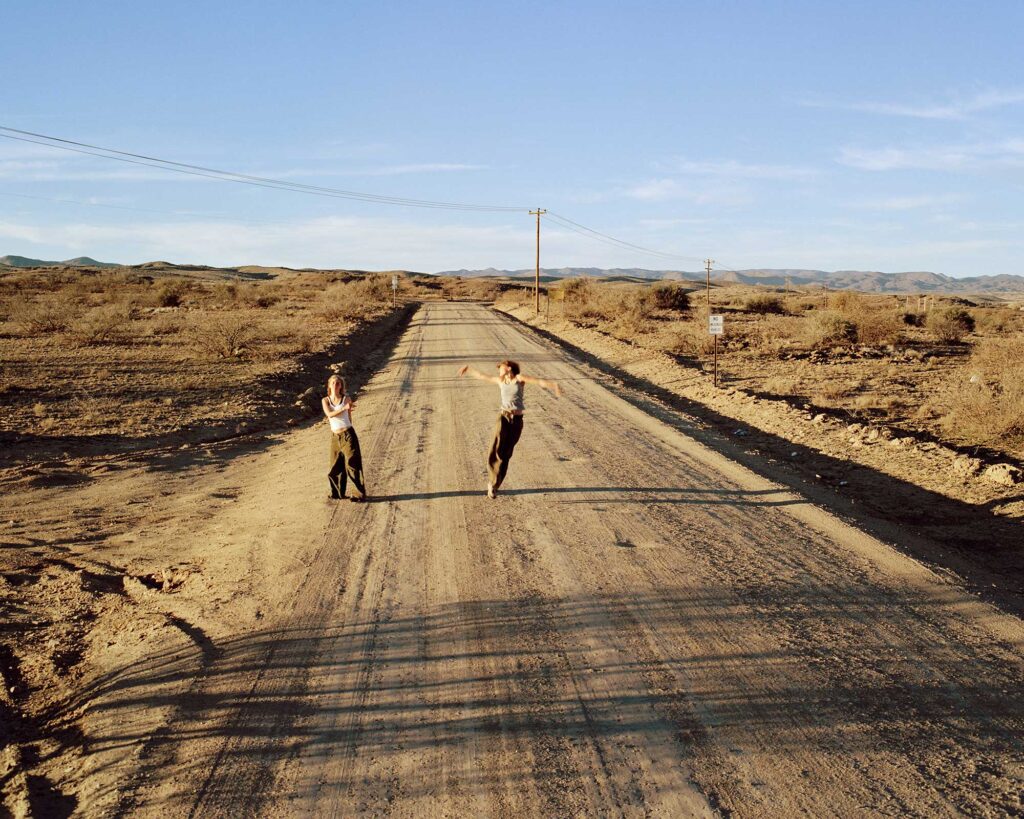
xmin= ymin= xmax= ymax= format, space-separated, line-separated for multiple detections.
xmin=1 ymin=266 xmax=1023 ymax=817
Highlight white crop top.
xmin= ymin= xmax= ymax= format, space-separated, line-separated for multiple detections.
xmin=327 ymin=396 xmax=353 ymax=432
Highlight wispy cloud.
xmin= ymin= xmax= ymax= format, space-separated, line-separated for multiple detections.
xmin=839 ymin=139 xmax=1024 ymax=171
xmin=660 ymin=158 xmax=815 ymax=179
xmin=807 ymin=88 xmax=1024 ymax=120
xmin=850 ymin=193 xmax=963 ymax=211
xmin=623 ymin=178 xmax=753 ymax=206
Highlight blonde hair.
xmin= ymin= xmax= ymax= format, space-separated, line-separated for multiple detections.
xmin=327 ymin=374 xmax=345 ymax=394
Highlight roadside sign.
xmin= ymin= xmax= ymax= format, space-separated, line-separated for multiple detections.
xmin=391 ymin=275 xmax=398 ymax=291
xmin=549 ymin=288 xmax=565 ymax=301
xmin=708 ymin=314 xmax=724 ymax=335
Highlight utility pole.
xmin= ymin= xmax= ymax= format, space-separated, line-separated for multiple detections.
xmin=705 ymin=258 xmax=717 ymax=387
xmin=530 ymin=208 xmax=547 ymax=313
xmin=704 ymin=258 xmax=714 ymax=318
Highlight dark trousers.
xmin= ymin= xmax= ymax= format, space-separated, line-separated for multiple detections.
xmin=328 ymin=428 xmax=366 ymax=498
xmin=487 ymin=412 xmax=523 ymax=489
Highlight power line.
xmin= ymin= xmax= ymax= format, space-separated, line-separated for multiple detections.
xmin=0 ymin=125 xmax=740 ymax=267
xmin=0 ymin=125 xmax=527 ymax=213
xmin=545 ymin=211 xmax=705 ymax=265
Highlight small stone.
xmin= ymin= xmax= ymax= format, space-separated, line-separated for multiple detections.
xmin=951 ymin=456 xmax=982 ymax=479
xmin=983 ymin=463 xmax=1022 ymax=487
xmin=847 ymin=423 xmax=863 ymax=433
xmin=812 ymin=413 xmax=827 ymax=425
xmin=865 ymin=428 xmax=880 ymax=443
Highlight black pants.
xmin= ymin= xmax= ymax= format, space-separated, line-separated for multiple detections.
xmin=328 ymin=428 xmax=366 ymax=498
xmin=487 ymin=412 xmax=523 ymax=489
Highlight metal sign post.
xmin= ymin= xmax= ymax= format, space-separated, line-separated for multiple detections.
xmin=391 ymin=274 xmax=398 ymax=307
xmin=708 ymin=314 xmax=724 ymax=387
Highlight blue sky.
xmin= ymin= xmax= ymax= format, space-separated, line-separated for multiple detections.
xmin=2 ymin=1 xmax=1022 ymax=276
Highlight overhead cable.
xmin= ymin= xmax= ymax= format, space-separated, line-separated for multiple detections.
xmin=0 ymin=125 xmax=527 ymax=213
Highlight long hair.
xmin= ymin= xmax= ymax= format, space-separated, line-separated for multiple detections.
xmin=327 ymin=374 xmax=345 ymax=395
xmin=499 ymin=359 xmax=520 ymax=377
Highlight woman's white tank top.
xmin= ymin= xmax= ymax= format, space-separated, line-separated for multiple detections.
xmin=327 ymin=396 xmax=353 ymax=432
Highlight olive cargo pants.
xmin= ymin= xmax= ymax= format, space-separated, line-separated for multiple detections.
xmin=487 ymin=412 xmax=523 ymax=489
xmin=328 ymin=428 xmax=366 ymax=498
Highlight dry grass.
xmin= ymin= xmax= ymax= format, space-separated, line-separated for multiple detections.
xmin=0 ymin=266 xmax=412 ymax=448
xmin=745 ymin=295 xmax=786 ymax=315
xmin=803 ymin=311 xmax=857 ymax=348
xmin=504 ymin=275 xmax=1024 ymax=459
xmin=926 ymin=306 xmax=975 ymax=343
xmin=942 ymin=336 xmax=1024 ymax=447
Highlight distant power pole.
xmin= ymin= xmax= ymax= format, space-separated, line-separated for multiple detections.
xmin=530 ymin=208 xmax=547 ymax=313
xmin=704 ymin=258 xmax=714 ymax=317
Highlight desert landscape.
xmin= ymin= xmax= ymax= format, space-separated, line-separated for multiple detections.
xmin=2 ymin=262 xmax=1022 ymax=816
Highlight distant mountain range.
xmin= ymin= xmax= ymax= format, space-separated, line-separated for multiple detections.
xmin=437 ymin=267 xmax=1024 ymax=295
xmin=4 ymin=253 xmax=1022 ymax=295
xmin=0 ymin=254 xmax=118 ymax=268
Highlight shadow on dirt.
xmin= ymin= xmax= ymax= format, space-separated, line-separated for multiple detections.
xmin=85 ymin=586 xmax=1023 ymax=816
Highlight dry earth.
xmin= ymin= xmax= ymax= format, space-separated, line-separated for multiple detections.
xmin=3 ymin=301 xmax=1023 ymax=817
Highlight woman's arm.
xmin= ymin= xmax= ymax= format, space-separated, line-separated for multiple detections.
xmin=322 ymin=395 xmax=353 ymax=418
xmin=518 ymin=374 xmax=561 ymax=397
xmin=457 ymin=365 xmax=501 ymax=384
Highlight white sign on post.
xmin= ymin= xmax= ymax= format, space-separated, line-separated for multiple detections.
xmin=391 ymin=275 xmax=398 ymax=291
xmin=708 ymin=314 xmax=724 ymax=335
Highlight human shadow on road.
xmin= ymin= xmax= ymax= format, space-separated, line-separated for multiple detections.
xmin=371 ymin=486 xmax=803 ymax=507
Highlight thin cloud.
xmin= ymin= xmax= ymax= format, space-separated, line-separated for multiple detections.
xmin=662 ymin=158 xmax=815 ymax=179
xmin=839 ymin=140 xmax=1024 ymax=171
xmin=623 ymin=178 xmax=753 ymax=206
xmin=806 ymin=88 xmax=1024 ymax=120
xmin=850 ymin=193 xmax=963 ymax=211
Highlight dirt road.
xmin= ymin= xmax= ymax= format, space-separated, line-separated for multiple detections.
xmin=103 ymin=302 xmax=1023 ymax=816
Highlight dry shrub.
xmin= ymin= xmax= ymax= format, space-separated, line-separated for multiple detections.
xmin=830 ymin=290 xmax=862 ymax=312
xmin=70 ymin=305 xmax=132 ymax=345
xmin=561 ymin=277 xmax=593 ymax=305
xmin=154 ymin=280 xmax=188 ymax=307
xmin=145 ymin=313 xmax=185 ymax=336
xmin=671 ymin=319 xmax=716 ymax=357
xmin=748 ymin=315 xmax=803 ymax=353
xmin=926 ymin=306 xmax=975 ymax=343
xmin=971 ymin=307 xmax=1020 ymax=335
xmin=249 ymin=321 xmax=321 ymax=361
xmin=10 ymin=296 xmax=70 ymax=335
xmin=813 ymin=382 xmax=850 ymax=403
xmin=803 ymin=310 xmax=857 ymax=348
xmin=609 ymin=288 xmax=656 ymax=334
xmin=942 ymin=336 xmax=1024 ymax=447
xmin=319 ymin=275 xmax=392 ymax=322
xmin=650 ymin=283 xmax=690 ymax=311
xmin=849 ymin=307 xmax=903 ymax=345
xmin=762 ymin=375 xmax=799 ymax=395
xmin=189 ymin=313 xmax=253 ymax=358
xmin=745 ymin=295 xmax=786 ymax=314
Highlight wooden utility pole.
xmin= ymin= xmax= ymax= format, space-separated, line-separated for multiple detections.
xmin=530 ymin=208 xmax=547 ymax=313
xmin=704 ymin=258 xmax=714 ymax=317
xmin=705 ymin=259 xmax=717 ymax=387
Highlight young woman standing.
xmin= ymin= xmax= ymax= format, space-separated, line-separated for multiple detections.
xmin=457 ymin=360 xmax=561 ymax=498
xmin=322 ymin=374 xmax=367 ymax=502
